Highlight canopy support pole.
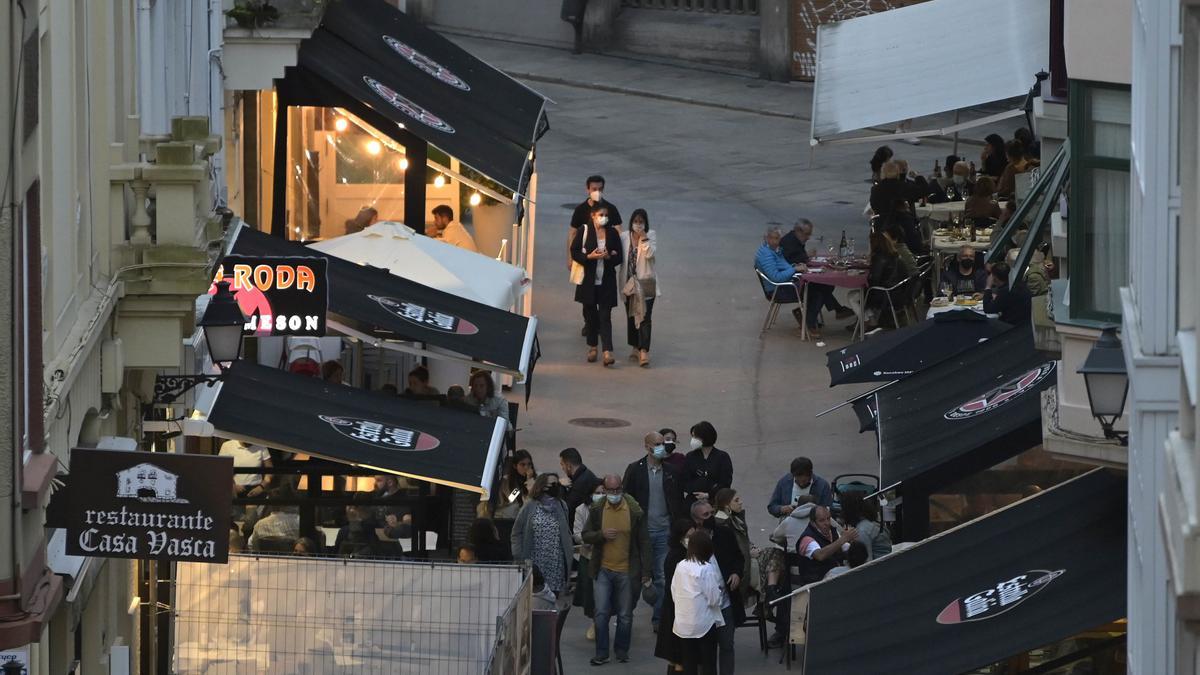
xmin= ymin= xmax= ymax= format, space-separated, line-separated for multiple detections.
xmin=405 ymin=140 xmax=428 ymax=235
xmin=270 ymin=94 xmax=289 ymax=238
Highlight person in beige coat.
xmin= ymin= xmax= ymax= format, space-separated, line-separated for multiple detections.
xmin=620 ymin=209 xmax=659 ymax=367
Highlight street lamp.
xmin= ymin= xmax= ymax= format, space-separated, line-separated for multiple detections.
xmin=1077 ymin=326 xmax=1129 ymax=445
xmin=153 ymin=280 xmax=246 ymax=404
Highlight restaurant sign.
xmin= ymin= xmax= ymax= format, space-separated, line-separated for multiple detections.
xmin=944 ymin=362 xmax=1056 ymax=420
xmin=213 ymin=255 xmax=329 ymax=337
xmin=50 ymin=449 xmax=233 ymax=564
xmin=936 ymin=569 xmax=1065 ymax=624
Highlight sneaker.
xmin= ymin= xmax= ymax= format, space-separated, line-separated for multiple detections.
xmin=616 ymin=654 xmax=630 ymax=663
xmin=835 ymin=307 xmax=856 ymax=320
xmin=590 ymin=656 xmax=610 ymax=666
xmin=586 ymin=624 xmax=595 ymax=641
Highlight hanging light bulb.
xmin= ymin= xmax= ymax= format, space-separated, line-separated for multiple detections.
xmin=334 ymin=117 xmax=349 ymax=132
xmin=398 ymin=158 xmax=409 ymax=171
xmin=469 ymin=192 xmax=482 ymax=206
xmin=433 ymin=174 xmax=446 ymax=188
xmin=365 ymin=139 xmax=382 ymax=156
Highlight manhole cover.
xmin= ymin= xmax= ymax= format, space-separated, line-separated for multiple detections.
xmin=568 ymin=417 xmax=631 ymax=429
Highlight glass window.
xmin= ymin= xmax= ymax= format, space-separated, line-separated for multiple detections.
xmin=1069 ymin=81 xmax=1132 ymax=323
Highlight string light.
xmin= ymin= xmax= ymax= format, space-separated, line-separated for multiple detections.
xmin=433 ymin=174 xmax=446 ymax=188
xmin=366 ymin=140 xmax=382 ymax=155
xmin=469 ymin=192 xmax=482 ymax=206
xmin=334 ymin=117 xmax=349 ymax=132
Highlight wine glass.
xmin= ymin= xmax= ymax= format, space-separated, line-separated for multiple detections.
xmin=940 ymin=282 xmax=953 ymax=299
xmin=847 ymin=238 xmax=856 ymax=258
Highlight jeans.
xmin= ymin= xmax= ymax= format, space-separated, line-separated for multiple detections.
xmin=593 ymin=567 xmax=633 ymax=659
xmin=641 ymin=528 xmax=668 ymax=622
xmin=581 ymin=302 xmax=614 ymax=352
xmin=718 ymin=605 xmax=736 ymax=674
xmin=804 ymin=283 xmax=843 ymax=329
xmin=681 ymin=625 xmax=720 ymax=675
xmin=626 ymin=297 xmax=654 ymax=351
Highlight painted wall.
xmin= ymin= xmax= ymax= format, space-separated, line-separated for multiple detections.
xmin=1065 ymin=0 xmax=1132 ymax=85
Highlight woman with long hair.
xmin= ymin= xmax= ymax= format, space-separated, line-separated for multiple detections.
xmin=571 ymin=202 xmax=624 ymax=366
xmin=981 ymin=134 xmax=1008 ymax=177
xmin=713 ymin=489 xmax=753 ymax=593
xmin=655 ymin=518 xmax=697 ymax=673
xmin=511 ymin=473 xmax=574 ymax=597
xmin=493 ymin=450 xmax=536 ymax=551
xmin=621 ymin=208 xmax=659 ymax=367
xmin=839 ymin=494 xmax=892 ymax=560
xmin=869 ymin=145 xmax=894 ymax=182
xmin=671 ymin=530 xmax=724 ymax=675
xmin=466 ymin=371 xmax=510 ymax=427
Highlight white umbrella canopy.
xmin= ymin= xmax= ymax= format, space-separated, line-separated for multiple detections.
xmin=308 ymin=221 xmax=528 ymax=310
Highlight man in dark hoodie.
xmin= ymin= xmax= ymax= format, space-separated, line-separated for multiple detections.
xmin=560 ymin=447 xmax=600 ymax=529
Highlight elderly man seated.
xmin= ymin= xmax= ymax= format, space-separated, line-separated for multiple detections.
xmin=928 ymin=161 xmax=973 ymax=202
xmin=758 ymin=224 xmax=854 ymax=337
xmin=940 ymin=245 xmax=988 ymax=294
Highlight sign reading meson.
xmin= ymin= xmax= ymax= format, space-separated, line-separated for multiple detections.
xmin=54 ymin=449 xmax=233 ymax=564
xmin=212 ymin=255 xmax=329 ymax=337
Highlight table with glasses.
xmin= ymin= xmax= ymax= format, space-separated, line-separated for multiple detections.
xmin=926 ymin=296 xmax=999 ymax=320
xmin=930 ymin=228 xmax=994 ymax=295
xmin=795 ymin=256 xmax=871 ymax=341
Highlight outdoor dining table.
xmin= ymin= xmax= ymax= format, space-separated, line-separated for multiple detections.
xmin=914 ymin=199 xmax=967 ymax=220
xmin=796 ymin=258 xmax=870 ymax=341
xmin=930 ymin=232 xmax=993 ymax=295
xmin=926 ymin=298 xmax=998 ymax=320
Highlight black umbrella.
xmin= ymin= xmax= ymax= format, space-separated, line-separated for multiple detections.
xmin=825 ymin=309 xmax=1012 ymax=386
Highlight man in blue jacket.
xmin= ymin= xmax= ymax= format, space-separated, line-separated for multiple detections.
xmin=755 ymin=225 xmax=805 ymax=327
xmin=765 ymin=457 xmax=833 ymax=647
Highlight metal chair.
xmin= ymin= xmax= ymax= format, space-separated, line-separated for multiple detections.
xmin=755 ymin=268 xmax=803 ymax=335
xmin=857 ymin=276 xmax=916 ymax=339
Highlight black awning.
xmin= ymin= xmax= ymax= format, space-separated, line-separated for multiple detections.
xmin=803 ymin=468 xmax=1126 ymax=674
xmin=229 ymin=226 xmax=536 ymax=374
xmin=826 ymin=310 xmax=1012 ymax=386
xmin=280 ymin=0 xmax=547 ymax=194
xmin=877 ymin=329 xmax=1054 ymax=488
xmin=208 ymin=362 xmax=505 ymax=494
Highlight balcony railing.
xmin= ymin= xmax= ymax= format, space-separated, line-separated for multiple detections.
xmin=622 ymin=0 xmax=759 ymax=15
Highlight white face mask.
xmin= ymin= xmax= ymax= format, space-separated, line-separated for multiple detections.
xmin=590 ymin=190 xmax=602 ymax=202
xmin=597 ymin=216 xmax=609 ymax=226
xmin=632 ymin=222 xmax=645 ymax=233
xmin=690 ymin=437 xmax=704 ymax=451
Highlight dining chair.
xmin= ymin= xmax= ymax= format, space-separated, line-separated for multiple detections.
xmin=755 ymin=268 xmax=803 ymax=336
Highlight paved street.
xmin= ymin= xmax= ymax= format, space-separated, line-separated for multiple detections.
xmin=449 ymin=36 xmax=1012 ymax=672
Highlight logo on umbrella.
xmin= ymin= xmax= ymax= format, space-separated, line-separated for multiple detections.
xmin=944 ymin=362 xmax=1056 ymax=420
xmin=319 ymin=415 xmax=440 ymax=451
xmin=369 ymin=295 xmax=479 ymax=335
xmin=362 ymin=76 xmax=455 ymax=134
xmin=936 ymin=569 xmax=1064 ymax=624
xmin=382 ymin=36 xmax=471 ymax=91
xmin=839 ymin=354 xmax=861 ymax=372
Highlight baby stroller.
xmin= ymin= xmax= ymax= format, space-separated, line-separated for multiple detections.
xmin=830 ymin=473 xmax=879 ymax=522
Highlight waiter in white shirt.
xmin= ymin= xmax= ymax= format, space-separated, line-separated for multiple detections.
xmin=430 ymin=205 xmax=479 ymax=252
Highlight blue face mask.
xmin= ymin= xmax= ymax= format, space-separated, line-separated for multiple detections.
xmin=592 ymin=494 xmax=604 ymax=504
xmin=607 ymin=494 xmax=623 ymax=505
xmin=651 ymin=445 xmax=668 ymax=459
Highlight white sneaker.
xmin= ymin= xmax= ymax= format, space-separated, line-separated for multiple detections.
xmin=586 ymin=624 xmax=595 ymax=641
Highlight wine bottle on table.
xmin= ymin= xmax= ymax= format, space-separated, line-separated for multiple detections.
xmin=838 ymin=230 xmax=848 ymax=258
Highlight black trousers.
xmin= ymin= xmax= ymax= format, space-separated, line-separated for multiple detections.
xmin=582 ymin=302 xmax=614 ymax=351
xmin=680 ymin=625 xmax=720 ymax=675
xmin=626 ymin=298 xmax=654 ymax=351
xmin=804 ymin=283 xmax=842 ymax=329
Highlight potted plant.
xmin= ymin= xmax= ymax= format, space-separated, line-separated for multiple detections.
xmin=225 ymin=1 xmax=280 ymax=29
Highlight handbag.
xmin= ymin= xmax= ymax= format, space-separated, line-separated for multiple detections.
xmin=638 ymin=276 xmax=657 ymax=299
xmin=569 ymin=224 xmax=588 ymax=285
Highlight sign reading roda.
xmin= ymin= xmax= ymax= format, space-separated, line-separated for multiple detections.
xmin=49 ymin=449 xmax=234 ymax=564
xmin=212 ymin=255 xmax=329 ymax=337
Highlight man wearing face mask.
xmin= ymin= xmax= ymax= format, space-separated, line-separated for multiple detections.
xmin=623 ymin=432 xmax=685 ymax=631
xmin=570 ymin=175 xmax=623 ymax=334
xmin=582 ymin=475 xmax=651 ymax=665
xmin=940 ymin=245 xmax=989 ymax=294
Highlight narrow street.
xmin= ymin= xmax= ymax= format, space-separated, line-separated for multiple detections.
xmin=457 ymin=36 xmax=974 ymax=671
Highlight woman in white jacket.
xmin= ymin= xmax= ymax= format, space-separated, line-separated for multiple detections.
xmin=671 ymin=530 xmax=724 ymax=675
xmin=620 ymin=209 xmax=658 ymax=367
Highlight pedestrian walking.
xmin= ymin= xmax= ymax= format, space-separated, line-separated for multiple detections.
xmin=620 ymin=208 xmax=658 ymax=367
xmin=572 ymin=204 xmax=624 ymax=366
xmin=569 ymin=175 xmax=623 ymax=335
xmin=682 ymin=421 xmax=733 ymax=506
xmin=671 ymin=530 xmax=724 ymax=675
xmin=582 ymin=475 xmax=652 ymax=665
xmin=511 ymin=474 xmax=574 ymax=596
xmin=655 ymin=518 xmax=696 ymax=673
xmin=560 ymin=447 xmax=601 ymax=528
xmin=659 ymin=427 xmax=687 ymax=473
xmin=574 ymin=482 xmax=607 ymax=640
xmin=622 ymin=431 xmax=685 ymax=631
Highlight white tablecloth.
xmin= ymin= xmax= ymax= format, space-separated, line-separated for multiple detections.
xmin=927 ymin=300 xmax=998 ymax=320
xmin=932 ymin=235 xmax=992 ymax=253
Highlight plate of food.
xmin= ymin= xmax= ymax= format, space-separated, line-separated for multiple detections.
xmin=931 ymin=297 xmax=949 ymax=307
xmin=954 ymin=296 xmax=978 ymax=306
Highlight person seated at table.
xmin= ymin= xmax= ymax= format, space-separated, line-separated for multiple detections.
xmin=780 ymin=220 xmax=856 ymax=336
xmin=996 ymin=139 xmax=1040 ymax=199
xmin=983 ymin=262 xmax=1032 ymax=325
xmin=941 ymin=246 xmax=988 ymax=294
xmin=403 ymin=365 xmax=440 ymax=397
xmin=928 ymin=154 xmax=961 ymax=193
xmin=927 ymin=161 xmax=973 ymax=202
xmin=869 ymin=161 xmax=908 ymax=221
xmin=996 ymin=199 xmax=1018 ymax=229
xmin=981 ymin=134 xmax=1009 ymax=178
xmin=1014 ymin=127 xmax=1040 ymax=160
xmin=861 ymin=231 xmax=907 ymax=330
xmin=879 ymin=206 xmax=928 ymax=255
xmin=894 ymin=159 xmax=931 ymax=204
xmin=369 ymin=474 xmax=414 ymax=539
xmin=869 ymin=145 xmax=893 ymax=183
xmin=824 ymin=540 xmax=869 ymax=580
xmin=1006 ymin=247 xmax=1050 ymax=297
xmin=964 ymin=176 xmax=1001 ymax=222
xmin=756 ymin=224 xmax=807 ymax=328
xmin=248 ymin=490 xmax=301 ymax=551
xmin=466 ymin=371 xmax=511 ymax=428
xmin=883 ymin=225 xmax=917 ymax=280
xmin=334 ymin=505 xmax=379 ymax=556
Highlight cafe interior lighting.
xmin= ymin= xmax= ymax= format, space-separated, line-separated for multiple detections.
xmin=366 ymin=139 xmax=382 ymax=156
xmin=398 ymin=158 xmax=409 ymax=171
xmin=433 ymin=174 xmax=446 ymax=188
xmin=469 ymin=192 xmax=482 ymax=206
xmin=334 ymin=116 xmax=349 ymax=132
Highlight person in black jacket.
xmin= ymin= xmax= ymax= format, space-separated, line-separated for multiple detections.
xmin=982 ymin=262 xmax=1032 ymax=325
xmin=623 ymin=431 xmax=685 ymax=629
xmin=560 ymin=447 xmax=600 ymax=529
xmin=682 ymin=421 xmax=733 ymax=507
xmin=571 ymin=203 xmax=625 ymax=366
xmin=654 ymin=518 xmax=695 ymax=670
xmin=691 ymin=500 xmax=745 ymax=675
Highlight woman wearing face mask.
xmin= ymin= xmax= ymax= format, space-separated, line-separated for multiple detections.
xmin=655 ymin=518 xmax=697 ymax=673
xmin=511 ymin=473 xmax=574 ymax=598
xmin=620 ymin=208 xmax=659 ymax=367
xmin=574 ymin=483 xmax=607 ymax=640
xmin=682 ymin=421 xmax=734 ymax=507
xmin=572 ymin=203 xmax=625 ymax=366
xmin=659 ymin=428 xmax=687 ymax=473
